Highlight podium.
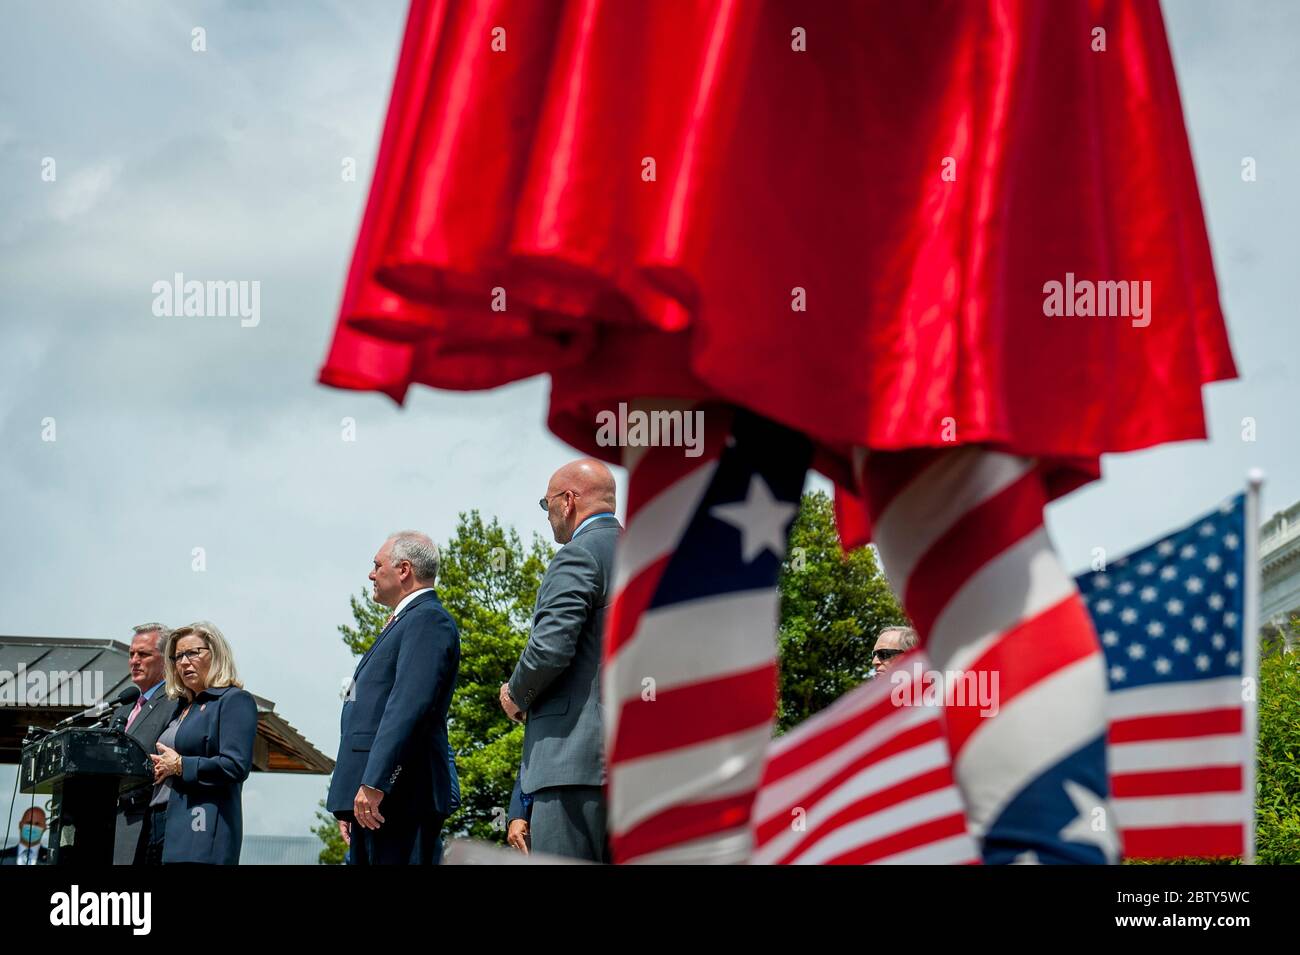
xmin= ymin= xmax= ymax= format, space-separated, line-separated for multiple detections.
xmin=21 ymin=727 xmax=151 ymax=865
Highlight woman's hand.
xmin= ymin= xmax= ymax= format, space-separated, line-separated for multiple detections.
xmin=151 ymin=742 xmax=183 ymax=783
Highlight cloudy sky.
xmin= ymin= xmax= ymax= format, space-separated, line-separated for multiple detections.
xmin=2 ymin=0 xmax=1297 ymax=843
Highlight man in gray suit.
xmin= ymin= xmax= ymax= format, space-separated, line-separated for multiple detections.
xmin=112 ymin=622 xmax=179 ymax=864
xmin=500 ymin=458 xmax=621 ymax=861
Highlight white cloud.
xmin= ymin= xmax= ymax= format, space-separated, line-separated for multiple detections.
xmin=49 ymin=160 xmax=121 ymax=221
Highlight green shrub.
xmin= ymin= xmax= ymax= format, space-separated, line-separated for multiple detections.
xmin=1255 ymin=637 xmax=1300 ymax=864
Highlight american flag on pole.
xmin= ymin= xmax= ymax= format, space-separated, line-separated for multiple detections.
xmin=752 ymin=487 xmax=1258 ymax=864
xmin=1077 ymin=490 xmax=1257 ymax=860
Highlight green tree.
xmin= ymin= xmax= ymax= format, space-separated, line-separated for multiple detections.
xmin=315 ymin=513 xmax=553 ymax=862
xmin=337 ymin=583 xmax=394 ymax=656
xmin=1255 ymin=619 xmax=1300 ymax=864
xmin=438 ymin=511 xmax=553 ymax=841
xmin=313 ymin=800 xmax=347 ymax=864
xmin=775 ymin=490 xmax=909 ymax=733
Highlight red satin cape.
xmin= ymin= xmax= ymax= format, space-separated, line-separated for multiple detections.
xmin=319 ymin=0 xmax=1236 ymax=546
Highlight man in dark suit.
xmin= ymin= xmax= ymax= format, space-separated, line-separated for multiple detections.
xmin=112 ymin=622 xmax=178 ymax=864
xmin=500 ymin=459 xmax=620 ymax=861
xmin=328 ymin=531 xmax=461 ymax=865
xmin=0 ymin=807 xmax=50 ymax=865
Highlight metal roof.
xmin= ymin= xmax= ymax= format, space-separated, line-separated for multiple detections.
xmin=0 ymin=635 xmax=333 ymax=774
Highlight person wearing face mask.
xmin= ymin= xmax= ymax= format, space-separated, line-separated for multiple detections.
xmin=144 ymin=621 xmax=257 ymax=865
xmin=1 ymin=807 xmax=50 ymax=865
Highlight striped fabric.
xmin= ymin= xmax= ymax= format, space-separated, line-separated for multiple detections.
xmin=603 ymin=406 xmax=811 ymax=863
xmin=1107 ymin=678 xmax=1246 ymax=857
xmin=859 ymin=448 xmax=1114 ymax=863
xmin=752 ymin=648 xmax=979 ymax=864
xmin=1077 ymin=493 xmax=1252 ymax=859
xmin=606 ymin=434 xmax=1114 ymax=864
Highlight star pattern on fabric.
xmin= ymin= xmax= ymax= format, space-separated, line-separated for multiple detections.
xmin=709 ymin=474 xmax=798 ymax=563
xmin=1058 ymin=780 xmax=1120 ymax=864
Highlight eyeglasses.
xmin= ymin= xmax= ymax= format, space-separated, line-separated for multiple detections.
xmin=172 ymin=647 xmax=210 ymax=664
xmin=871 ymin=647 xmax=905 ymax=662
xmin=538 ymin=490 xmax=577 ymax=512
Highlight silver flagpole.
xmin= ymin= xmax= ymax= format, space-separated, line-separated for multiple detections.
xmin=1243 ymin=469 xmax=1264 ymax=865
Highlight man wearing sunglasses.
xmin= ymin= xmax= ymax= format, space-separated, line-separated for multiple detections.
xmin=870 ymin=626 xmax=918 ymax=679
xmin=499 ymin=458 xmax=621 ymax=861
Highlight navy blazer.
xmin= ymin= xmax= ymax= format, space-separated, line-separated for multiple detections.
xmin=0 ymin=844 xmax=51 ymax=865
xmin=161 ymin=685 xmax=257 ymax=865
xmin=327 ymin=590 xmax=460 ymax=821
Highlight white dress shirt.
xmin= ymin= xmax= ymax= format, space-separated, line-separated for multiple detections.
xmin=16 ymin=843 xmax=40 ymax=865
xmin=391 ymin=587 xmax=435 ymax=620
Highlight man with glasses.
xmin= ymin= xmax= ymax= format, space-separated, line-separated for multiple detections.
xmin=870 ymin=626 xmax=918 ymax=679
xmin=499 ymin=458 xmax=621 ymax=861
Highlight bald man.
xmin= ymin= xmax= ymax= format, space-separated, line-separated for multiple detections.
xmin=1 ymin=807 xmax=49 ymax=865
xmin=500 ymin=458 xmax=621 ymax=861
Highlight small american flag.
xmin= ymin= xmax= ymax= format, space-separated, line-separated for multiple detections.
xmin=1077 ymin=492 xmax=1254 ymax=859
xmin=752 ymin=650 xmax=979 ymax=864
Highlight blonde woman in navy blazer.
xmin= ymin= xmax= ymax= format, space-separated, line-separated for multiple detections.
xmin=146 ymin=621 xmax=257 ymax=865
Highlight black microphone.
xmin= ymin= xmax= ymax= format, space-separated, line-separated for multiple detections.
xmin=56 ymin=685 xmax=140 ymax=728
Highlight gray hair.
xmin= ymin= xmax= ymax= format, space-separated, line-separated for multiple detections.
xmin=878 ymin=626 xmax=919 ymax=650
xmin=131 ymin=622 xmax=170 ymax=649
xmin=388 ymin=531 xmax=439 ymax=583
